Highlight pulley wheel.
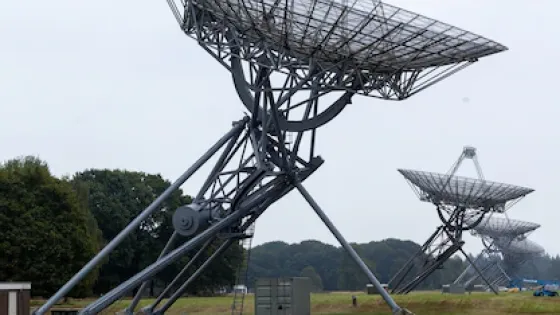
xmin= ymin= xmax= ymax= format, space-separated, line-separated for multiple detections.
xmin=172 ymin=205 xmax=201 ymax=237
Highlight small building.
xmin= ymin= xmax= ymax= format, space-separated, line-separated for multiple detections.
xmin=465 ymin=284 xmax=495 ymax=293
xmin=232 ymin=284 xmax=248 ymax=295
xmin=0 ymin=282 xmax=31 ymax=315
xmin=366 ymin=283 xmax=388 ymax=295
xmin=441 ymin=284 xmax=466 ymax=294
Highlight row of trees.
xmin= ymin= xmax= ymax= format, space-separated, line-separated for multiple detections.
xmin=0 ymin=156 xmax=242 ymax=297
xmin=246 ymin=239 xmax=464 ymax=291
xmin=247 ymin=240 xmax=560 ymax=292
xmin=2 ymin=156 xmax=559 ymax=298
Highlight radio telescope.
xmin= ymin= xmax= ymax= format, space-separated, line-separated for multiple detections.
xmin=34 ymin=1 xmax=508 ymax=315
xmin=453 ymin=216 xmax=541 ymax=291
xmin=388 ymin=146 xmax=534 ymax=295
xmin=497 ymin=237 xmax=545 ymax=281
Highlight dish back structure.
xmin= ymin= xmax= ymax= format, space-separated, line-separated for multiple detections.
xmin=33 ymin=1 xmax=508 ymax=315
xmin=497 ymin=237 xmax=545 ymax=280
xmin=453 ymin=216 xmax=541 ymax=291
xmin=388 ymin=146 xmax=534 ymax=295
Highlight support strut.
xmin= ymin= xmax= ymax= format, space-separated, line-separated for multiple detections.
xmin=153 ymin=239 xmax=235 ymax=315
xmin=141 ymin=240 xmax=213 ymax=314
xmin=389 ymin=206 xmax=497 ymax=295
xmin=295 ymin=181 xmax=411 ymax=315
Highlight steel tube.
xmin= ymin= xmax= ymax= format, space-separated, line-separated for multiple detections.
xmin=79 ymin=207 xmax=248 ymax=314
xmin=153 ymin=239 xmax=234 ymax=314
xmin=145 ymin=240 xmax=213 ymax=312
xmin=295 ymin=182 xmax=402 ymax=313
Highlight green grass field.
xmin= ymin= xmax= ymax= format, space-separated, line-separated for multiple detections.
xmin=32 ymin=291 xmax=560 ymax=315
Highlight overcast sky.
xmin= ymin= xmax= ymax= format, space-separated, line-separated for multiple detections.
xmin=1 ymin=0 xmax=559 ymax=260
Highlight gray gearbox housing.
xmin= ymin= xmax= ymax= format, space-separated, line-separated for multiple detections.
xmin=172 ymin=202 xmax=226 ymax=237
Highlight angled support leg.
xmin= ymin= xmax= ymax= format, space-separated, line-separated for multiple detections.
xmin=152 ymin=238 xmax=235 ymax=315
xmin=294 ymin=181 xmax=412 ymax=315
xmin=150 ymin=213 xmax=260 ymax=314
xmin=495 ymin=263 xmax=511 ymax=284
xmin=33 ymin=118 xmax=247 ymax=315
xmin=460 ymin=257 xmax=499 ymax=295
xmin=124 ymin=232 xmax=179 ymax=314
xmin=389 ymin=226 xmax=443 ymax=293
xmin=453 ymin=252 xmax=483 ymax=285
xmin=78 ymin=200 xmax=252 ymax=314
xmin=398 ymin=241 xmax=462 ymax=294
xmin=142 ymin=239 xmax=213 ymax=314
xmin=125 ymin=122 xmax=245 ymax=314
xmin=455 ymin=243 xmax=498 ymax=295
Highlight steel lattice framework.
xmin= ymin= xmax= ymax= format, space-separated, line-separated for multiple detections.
xmin=34 ymin=1 xmax=508 ymax=315
xmin=388 ymin=146 xmax=534 ymax=295
xmin=497 ymin=237 xmax=545 ymax=279
xmin=453 ymin=216 xmax=541 ymax=291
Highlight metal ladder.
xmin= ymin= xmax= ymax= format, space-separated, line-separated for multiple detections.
xmin=231 ymin=222 xmax=256 ymax=315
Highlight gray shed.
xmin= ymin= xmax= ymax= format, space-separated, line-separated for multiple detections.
xmin=0 ymin=282 xmax=31 ymax=315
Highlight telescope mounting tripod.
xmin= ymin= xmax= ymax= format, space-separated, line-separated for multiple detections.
xmin=34 ymin=53 xmax=411 ymax=315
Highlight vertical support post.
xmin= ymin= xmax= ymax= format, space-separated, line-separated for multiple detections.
xmin=33 ymin=119 xmax=247 ymax=315
xmin=294 ymin=181 xmax=405 ymax=314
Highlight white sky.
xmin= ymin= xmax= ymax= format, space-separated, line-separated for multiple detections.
xmin=1 ymin=0 xmax=559 ymax=259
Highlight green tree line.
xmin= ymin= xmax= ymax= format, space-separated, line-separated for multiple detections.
xmin=246 ymin=240 xmax=560 ymax=292
xmin=1 ymin=156 xmax=559 ymax=298
xmin=0 ymin=156 xmax=242 ymax=298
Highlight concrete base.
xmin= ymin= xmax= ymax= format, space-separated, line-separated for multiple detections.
xmin=366 ymin=283 xmax=388 ymax=295
xmin=441 ymin=284 xmax=466 ymax=294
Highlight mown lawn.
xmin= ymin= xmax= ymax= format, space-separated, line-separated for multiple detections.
xmin=31 ymin=291 xmax=560 ymax=314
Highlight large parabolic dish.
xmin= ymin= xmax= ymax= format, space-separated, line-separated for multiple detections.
xmin=186 ymin=0 xmax=507 ymax=70
xmin=496 ymin=238 xmax=545 ymax=256
xmin=33 ymin=1 xmax=509 ymax=315
xmin=500 ymin=238 xmax=545 ymax=280
xmin=389 ymin=146 xmax=534 ymax=295
xmin=471 ymin=216 xmax=541 ymax=238
xmin=397 ymin=170 xmax=534 ymax=212
xmin=177 ymin=0 xmax=508 ymax=101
